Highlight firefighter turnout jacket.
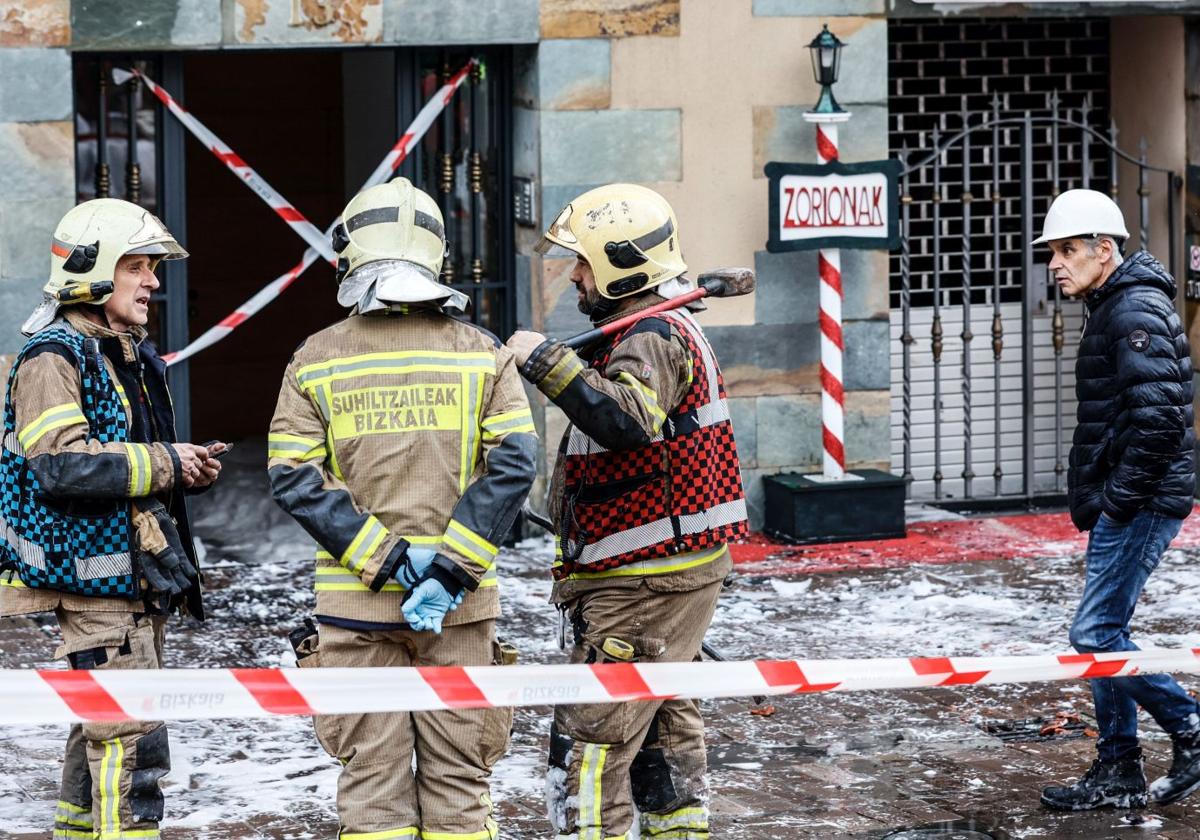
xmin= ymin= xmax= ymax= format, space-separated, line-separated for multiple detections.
xmin=268 ymin=308 xmax=537 ymax=628
xmin=523 ymin=295 xmax=747 ymax=597
xmin=0 ymin=308 xmax=201 ymax=618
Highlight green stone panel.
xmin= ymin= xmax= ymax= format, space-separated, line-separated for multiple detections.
xmin=542 ymin=109 xmax=681 ymax=186
xmin=843 ymin=319 xmax=890 ymax=391
xmin=385 ymin=0 xmax=538 ymax=44
xmin=755 ymin=103 xmax=888 ymax=172
xmin=0 ymin=49 xmax=71 ymax=122
xmin=756 ymin=393 xmax=822 ymax=469
xmin=538 ymin=39 xmax=610 ymax=110
xmin=754 ymin=249 xmax=888 ymax=325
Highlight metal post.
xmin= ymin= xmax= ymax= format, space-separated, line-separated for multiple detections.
xmin=96 ymin=61 xmax=110 ymax=198
xmin=1138 ymin=138 xmax=1150 ymax=249
xmin=159 ymin=54 xmax=190 ymax=442
xmin=1020 ymin=112 xmax=1035 ymax=499
xmin=469 ymin=61 xmax=484 ymax=317
xmin=804 ymin=113 xmax=851 ymax=481
xmin=931 ymin=125 xmax=944 ymax=499
xmin=959 ymin=106 xmax=974 ymax=498
xmin=900 ymin=146 xmax=913 ymax=496
xmin=990 ymin=94 xmax=1003 ymax=497
xmin=439 ymin=54 xmax=456 ymax=286
xmin=126 ymin=69 xmax=141 ymax=202
xmin=1080 ymin=96 xmax=1092 ymax=190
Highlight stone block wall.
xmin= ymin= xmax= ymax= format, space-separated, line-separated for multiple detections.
xmin=0 ymin=0 xmax=893 ymax=531
xmin=527 ymin=0 xmax=891 ymax=528
xmin=0 ymin=1 xmax=74 ymax=349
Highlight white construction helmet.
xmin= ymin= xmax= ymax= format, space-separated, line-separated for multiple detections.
xmin=1033 ymin=189 xmax=1130 ymax=246
xmin=331 ymin=178 xmax=468 ymax=314
xmin=23 ymin=198 xmax=187 ymax=335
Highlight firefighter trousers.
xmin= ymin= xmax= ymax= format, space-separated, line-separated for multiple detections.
xmin=548 ymin=577 xmax=723 ymax=840
xmin=309 ymin=619 xmax=513 ymax=839
xmin=52 ymin=609 xmax=169 ymax=840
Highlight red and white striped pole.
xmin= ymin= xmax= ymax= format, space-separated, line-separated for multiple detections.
xmin=806 ymin=113 xmax=851 ymax=480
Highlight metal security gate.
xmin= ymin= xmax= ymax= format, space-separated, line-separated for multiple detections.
xmin=890 ymin=95 xmax=1183 ymax=504
xmin=73 ymin=48 xmax=515 ymax=439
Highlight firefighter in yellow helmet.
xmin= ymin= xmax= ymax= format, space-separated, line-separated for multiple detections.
xmin=505 ymin=183 xmax=748 ymax=839
xmin=1 ymin=198 xmax=224 ymax=838
xmin=268 ymin=177 xmax=536 ymax=839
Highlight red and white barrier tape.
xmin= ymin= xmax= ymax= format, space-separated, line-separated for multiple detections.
xmin=117 ymin=60 xmax=476 ymax=366
xmin=116 ymin=68 xmax=336 ymax=266
xmin=5 ymin=648 xmax=1199 ymax=725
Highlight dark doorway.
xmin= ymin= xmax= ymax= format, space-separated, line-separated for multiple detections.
xmin=182 ymin=50 xmax=346 ymax=442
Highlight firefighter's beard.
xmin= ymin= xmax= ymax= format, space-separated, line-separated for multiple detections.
xmin=576 ymin=284 xmax=602 ymax=316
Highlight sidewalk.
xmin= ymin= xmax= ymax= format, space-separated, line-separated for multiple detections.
xmin=2 ymin=467 xmax=1199 ymax=839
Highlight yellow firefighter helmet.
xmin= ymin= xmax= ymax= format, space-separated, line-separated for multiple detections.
xmin=23 ymin=198 xmax=187 ymax=335
xmin=536 ymin=183 xmax=687 ymax=300
xmin=331 ymin=178 xmax=468 ymax=313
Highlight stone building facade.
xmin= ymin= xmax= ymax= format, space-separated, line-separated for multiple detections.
xmin=0 ymin=0 xmax=1194 ymax=527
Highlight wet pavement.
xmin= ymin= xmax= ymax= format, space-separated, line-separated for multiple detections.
xmin=2 ymin=447 xmax=1200 ymax=838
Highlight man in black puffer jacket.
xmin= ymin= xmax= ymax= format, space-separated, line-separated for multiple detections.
xmin=1035 ymin=190 xmax=1200 ymax=813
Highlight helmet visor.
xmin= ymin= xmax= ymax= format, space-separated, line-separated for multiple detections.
xmin=535 ymin=203 xmax=582 ymax=257
xmin=126 ymin=240 xmax=189 ymax=260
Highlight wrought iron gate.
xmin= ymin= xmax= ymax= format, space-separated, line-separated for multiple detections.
xmin=891 ymin=94 xmax=1184 ymax=505
xmin=73 ymin=48 xmax=515 ymax=439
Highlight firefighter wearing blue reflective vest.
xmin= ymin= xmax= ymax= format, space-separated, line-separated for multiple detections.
xmin=506 ymin=183 xmax=749 ymax=840
xmin=268 ymin=178 xmax=537 ymax=839
xmin=0 ymin=198 xmax=225 ymax=839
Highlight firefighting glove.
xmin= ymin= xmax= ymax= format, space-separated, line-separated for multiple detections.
xmin=401 ymin=563 xmax=466 ymax=633
xmin=132 ymin=500 xmax=197 ymax=597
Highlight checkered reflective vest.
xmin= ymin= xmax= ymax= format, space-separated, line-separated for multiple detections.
xmin=0 ymin=325 xmax=138 ymax=598
xmin=556 ymin=309 xmax=748 ymax=578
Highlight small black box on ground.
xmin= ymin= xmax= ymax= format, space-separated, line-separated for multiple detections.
xmin=763 ymin=468 xmax=906 ymax=544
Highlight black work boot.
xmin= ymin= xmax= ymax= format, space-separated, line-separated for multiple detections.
xmin=1040 ymin=749 xmax=1148 ymax=811
xmin=1150 ymin=732 xmax=1200 ymax=805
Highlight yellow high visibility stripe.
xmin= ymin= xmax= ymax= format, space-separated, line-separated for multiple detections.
xmin=0 ymin=573 xmax=27 ymax=587
xmin=123 ymin=443 xmax=152 ymax=497
xmin=615 ymin=371 xmax=667 ymax=426
xmin=420 ymin=824 xmax=498 ymax=840
xmin=98 ymin=832 xmax=160 ymax=839
xmin=315 ymin=566 xmax=405 ymax=592
xmin=443 ymin=519 xmax=497 ymax=571
xmin=56 ymin=799 xmax=89 ymax=814
xmin=576 ymin=742 xmax=610 ymax=840
xmin=640 ymin=805 xmax=710 ymax=834
xmin=18 ymin=402 xmax=87 ymax=450
xmin=314 ymin=562 xmax=498 ymax=592
xmin=342 ymin=827 xmax=419 ymax=840
xmin=113 ymin=381 xmax=130 ymax=417
xmin=267 ymin=433 xmax=327 ymax=462
xmin=567 ymin=545 xmax=728 ymax=580
xmin=543 ymin=353 xmax=584 ymax=399
xmin=342 ymin=517 xmax=388 ymax=573
xmin=99 ymin=737 xmax=124 ymax=835
xmin=53 ymin=831 xmax=95 ymax=840
xmin=480 ymin=408 xmax=535 ymax=439
xmin=296 ymin=351 xmax=495 ymax=391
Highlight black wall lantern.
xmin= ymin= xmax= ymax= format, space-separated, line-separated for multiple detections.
xmin=807 ymin=24 xmax=846 ymax=115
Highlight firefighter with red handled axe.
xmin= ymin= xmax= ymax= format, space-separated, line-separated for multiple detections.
xmin=504 ymin=183 xmax=751 ymax=840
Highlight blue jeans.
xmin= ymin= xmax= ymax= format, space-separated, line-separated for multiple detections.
xmin=1069 ymin=509 xmax=1200 ymax=761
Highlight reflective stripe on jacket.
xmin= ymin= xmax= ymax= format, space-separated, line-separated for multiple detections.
xmin=268 ymin=309 xmax=536 ymax=627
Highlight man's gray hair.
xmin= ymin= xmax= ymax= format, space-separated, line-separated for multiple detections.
xmin=1083 ymin=235 xmax=1124 ymax=266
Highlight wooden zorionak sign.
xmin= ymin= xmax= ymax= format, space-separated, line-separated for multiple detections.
xmin=765 ymin=159 xmax=901 ymax=252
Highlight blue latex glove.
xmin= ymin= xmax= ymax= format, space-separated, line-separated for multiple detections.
xmin=402 ymin=577 xmax=459 ymax=633
xmin=393 ymin=547 xmax=437 ymax=589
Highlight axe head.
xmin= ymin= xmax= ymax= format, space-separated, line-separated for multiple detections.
xmin=697 ymin=267 xmax=756 ymax=298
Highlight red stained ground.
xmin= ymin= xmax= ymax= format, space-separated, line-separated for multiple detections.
xmin=729 ymin=505 xmax=1200 ymax=574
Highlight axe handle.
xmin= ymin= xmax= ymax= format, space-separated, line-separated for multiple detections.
xmin=564 ymin=287 xmax=708 ymax=349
